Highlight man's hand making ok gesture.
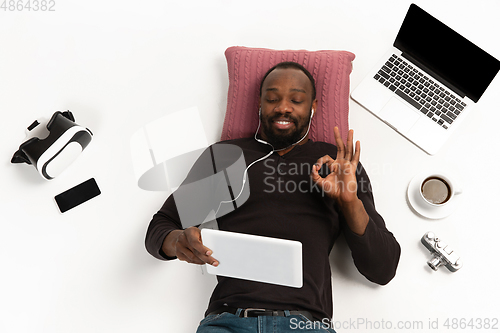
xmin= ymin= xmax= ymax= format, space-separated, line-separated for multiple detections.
xmin=311 ymin=127 xmax=368 ymax=235
xmin=311 ymin=127 xmax=360 ymax=204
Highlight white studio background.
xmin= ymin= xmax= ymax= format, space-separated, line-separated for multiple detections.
xmin=1 ymin=0 xmax=499 ymax=332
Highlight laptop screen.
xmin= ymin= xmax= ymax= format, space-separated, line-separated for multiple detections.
xmin=394 ymin=4 xmax=500 ymax=102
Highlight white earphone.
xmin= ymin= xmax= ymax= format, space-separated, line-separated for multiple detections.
xmin=215 ymin=106 xmax=314 ymax=215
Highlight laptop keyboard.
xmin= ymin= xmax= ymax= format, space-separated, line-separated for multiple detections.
xmin=374 ymin=54 xmax=467 ymax=130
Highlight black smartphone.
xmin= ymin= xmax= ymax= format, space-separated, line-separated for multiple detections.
xmin=54 ymin=178 xmax=101 ymax=213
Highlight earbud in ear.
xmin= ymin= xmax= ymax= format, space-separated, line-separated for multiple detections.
xmin=311 ymin=109 xmax=315 ymax=117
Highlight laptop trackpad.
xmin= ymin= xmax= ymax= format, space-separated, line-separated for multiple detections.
xmin=379 ymin=97 xmax=420 ymax=134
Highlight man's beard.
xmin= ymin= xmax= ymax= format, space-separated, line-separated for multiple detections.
xmin=261 ymin=111 xmax=312 ymax=150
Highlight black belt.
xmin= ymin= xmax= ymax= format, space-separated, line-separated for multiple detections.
xmin=208 ymin=306 xmax=315 ymax=322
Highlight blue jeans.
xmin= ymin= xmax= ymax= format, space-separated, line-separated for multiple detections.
xmin=196 ymin=309 xmax=337 ymax=332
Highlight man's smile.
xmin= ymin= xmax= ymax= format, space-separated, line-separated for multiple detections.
xmin=272 ymin=117 xmax=296 ymax=130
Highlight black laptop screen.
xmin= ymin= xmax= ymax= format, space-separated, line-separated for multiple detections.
xmin=394 ymin=4 xmax=500 ymax=102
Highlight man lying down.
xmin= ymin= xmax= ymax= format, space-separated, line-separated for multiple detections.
xmin=145 ymin=61 xmax=401 ymax=333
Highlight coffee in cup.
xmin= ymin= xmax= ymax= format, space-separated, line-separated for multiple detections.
xmin=419 ymin=174 xmax=462 ymax=206
xmin=421 ymin=177 xmax=451 ymax=204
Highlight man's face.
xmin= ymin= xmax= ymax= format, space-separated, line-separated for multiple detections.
xmin=259 ymin=68 xmax=317 ymax=150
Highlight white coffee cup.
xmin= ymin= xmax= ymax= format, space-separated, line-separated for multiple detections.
xmin=419 ymin=174 xmax=462 ymax=207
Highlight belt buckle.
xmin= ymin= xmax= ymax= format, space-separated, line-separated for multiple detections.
xmin=243 ymin=308 xmax=267 ymax=318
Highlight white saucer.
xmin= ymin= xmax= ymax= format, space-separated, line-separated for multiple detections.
xmin=406 ymin=172 xmax=462 ymax=219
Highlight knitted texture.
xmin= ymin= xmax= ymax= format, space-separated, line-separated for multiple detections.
xmin=221 ymin=46 xmax=355 ymax=145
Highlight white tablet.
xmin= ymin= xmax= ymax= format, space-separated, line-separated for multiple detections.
xmin=201 ymin=228 xmax=303 ymax=288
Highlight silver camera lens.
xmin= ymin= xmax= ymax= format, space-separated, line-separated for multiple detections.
xmin=427 ymin=255 xmax=443 ymax=271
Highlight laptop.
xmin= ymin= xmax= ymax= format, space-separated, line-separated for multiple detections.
xmin=201 ymin=228 xmax=303 ymax=288
xmin=351 ymin=4 xmax=500 ymax=155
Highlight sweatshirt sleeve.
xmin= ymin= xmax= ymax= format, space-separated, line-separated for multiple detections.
xmin=144 ymin=145 xmax=219 ymax=261
xmin=340 ymin=162 xmax=401 ymax=285
xmin=145 ymin=194 xmax=183 ymax=261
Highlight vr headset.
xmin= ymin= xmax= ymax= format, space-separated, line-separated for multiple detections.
xmin=11 ymin=111 xmax=93 ymax=180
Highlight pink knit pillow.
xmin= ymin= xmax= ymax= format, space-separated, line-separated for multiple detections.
xmin=221 ymin=46 xmax=355 ymax=145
